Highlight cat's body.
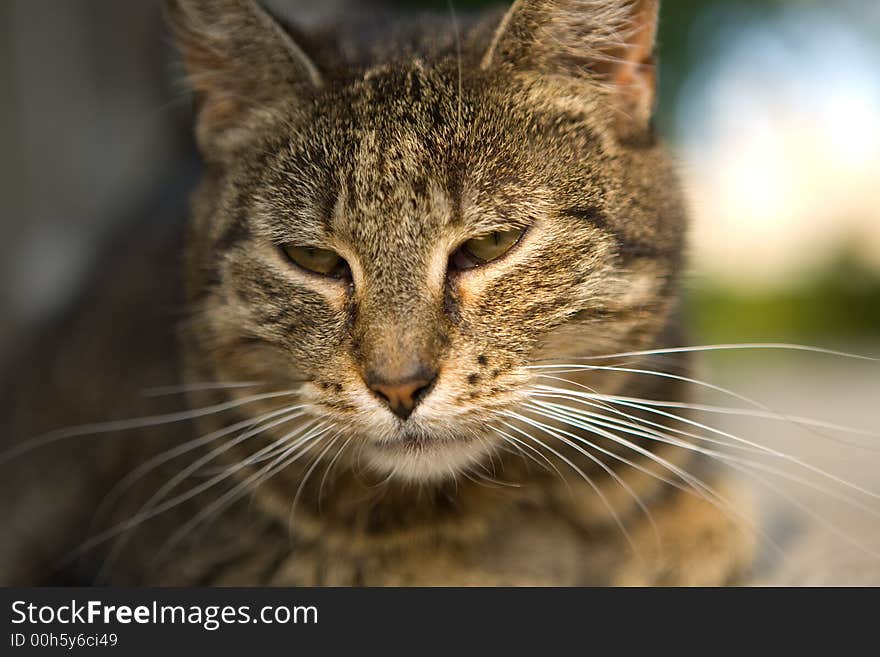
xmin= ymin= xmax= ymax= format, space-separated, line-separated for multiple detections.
xmin=1 ymin=0 xmax=755 ymax=586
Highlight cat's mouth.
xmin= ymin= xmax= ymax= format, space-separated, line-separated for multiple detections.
xmin=375 ymin=427 xmax=467 ymax=453
xmin=363 ymin=426 xmax=492 ymax=483
xmin=396 ymin=428 xmax=451 ymax=447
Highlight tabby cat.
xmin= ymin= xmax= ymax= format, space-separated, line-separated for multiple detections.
xmin=0 ymin=0 xmax=756 ymax=585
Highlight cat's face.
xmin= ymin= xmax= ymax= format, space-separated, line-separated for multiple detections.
xmin=171 ymin=0 xmax=684 ymax=481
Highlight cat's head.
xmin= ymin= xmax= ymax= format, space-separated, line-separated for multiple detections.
xmin=168 ymin=0 xmax=685 ymax=482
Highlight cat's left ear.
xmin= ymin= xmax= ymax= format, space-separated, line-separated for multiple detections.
xmin=482 ymin=0 xmax=660 ymax=140
xmin=164 ymin=0 xmax=322 ymax=159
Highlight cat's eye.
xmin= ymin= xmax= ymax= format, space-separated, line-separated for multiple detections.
xmin=281 ymin=245 xmax=350 ymax=279
xmin=450 ymin=228 xmax=526 ymax=271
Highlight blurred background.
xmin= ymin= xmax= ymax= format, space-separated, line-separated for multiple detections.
xmin=1 ymin=0 xmax=878 ymax=580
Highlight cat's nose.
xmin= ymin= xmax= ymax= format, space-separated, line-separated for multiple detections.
xmin=367 ymin=371 xmax=437 ymax=420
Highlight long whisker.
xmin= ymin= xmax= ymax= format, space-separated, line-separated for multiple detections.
xmin=498 ymin=416 xmax=641 ymax=557
xmin=318 ymin=435 xmax=354 ymax=513
xmin=533 ymin=384 xmax=880 ymax=517
xmin=531 ymin=373 xmax=788 ymax=458
xmin=525 ymin=384 xmax=768 ymax=518
xmin=527 ymin=398 xmax=880 ymax=557
xmin=1 ymin=389 xmax=299 ymax=465
xmin=142 ymin=381 xmax=264 ymax=397
xmin=137 ymin=413 xmax=313 ymax=518
xmin=530 ymin=389 xmax=771 ymax=456
xmin=528 ymin=363 xmax=795 ymax=408
xmin=520 ymin=402 xmax=781 ymax=556
xmin=289 ymin=433 xmax=342 ymax=534
xmin=488 ymin=423 xmax=560 ymax=478
xmin=469 ymin=456 xmax=523 ymax=489
xmin=719 ymin=457 xmax=880 ymax=559
xmin=522 ymin=402 xmax=708 ymax=492
xmin=215 ymin=421 xmax=329 ymax=503
xmin=579 ymin=393 xmax=880 ymax=441
xmin=488 ymin=423 xmax=571 ymax=490
xmin=529 ymin=376 xmax=880 ymax=500
xmin=91 ymin=407 xmax=308 ymax=583
xmin=65 ymin=418 xmax=319 ymax=565
xmin=530 ymin=362 xmax=880 ymax=453
xmin=93 ymin=404 xmax=309 ymax=527
xmin=543 ymin=343 xmax=879 ymax=363
xmin=151 ymin=425 xmax=333 ymax=566
xmin=509 ymin=409 xmax=661 ymax=548
xmin=530 ymin=397 xmax=880 ymax=518
xmin=244 ymin=422 xmax=336 ymax=510
xmin=530 ymin=379 xmax=880 ymax=460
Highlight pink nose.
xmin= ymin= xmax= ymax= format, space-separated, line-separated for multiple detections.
xmin=368 ymin=374 xmax=436 ymax=420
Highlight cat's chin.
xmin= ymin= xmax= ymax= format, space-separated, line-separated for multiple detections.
xmin=361 ymin=433 xmax=494 ymax=484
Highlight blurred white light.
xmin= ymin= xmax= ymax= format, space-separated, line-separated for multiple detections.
xmin=678 ymin=2 xmax=880 ymax=287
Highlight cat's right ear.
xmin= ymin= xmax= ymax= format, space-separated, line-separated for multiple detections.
xmin=163 ymin=0 xmax=322 ymax=159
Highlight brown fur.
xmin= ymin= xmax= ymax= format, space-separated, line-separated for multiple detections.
xmin=0 ymin=0 xmax=754 ymax=586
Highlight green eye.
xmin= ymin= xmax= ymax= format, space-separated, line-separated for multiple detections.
xmin=281 ymin=245 xmax=349 ymax=278
xmin=459 ymin=229 xmax=525 ymax=266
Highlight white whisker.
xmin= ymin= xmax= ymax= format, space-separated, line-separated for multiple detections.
xmin=67 ymin=417 xmax=320 ymax=566
xmin=289 ymin=433 xmax=343 ymax=533
xmin=529 ymin=378 xmax=880 ymax=500
xmin=2 ymin=389 xmax=299 ymax=465
xmin=142 ymin=381 xmax=264 ymax=397
xmin=498 ymin=416 xmax=641 ymax=558
xmin=93 ymin=404 xmax=309 ymax=526
xmin=580 ymin=393 xmax=880 ymax=442
xmin=544 ymin=343 xmax=879 ymax=363
xmin=488 ymin=423 xmax=571 ymax=489
xmin=520 ymin=402 xmax=780 ymax=556
xmin=318 ymin=435 xmax=354 ymax=513
xmin=510 ymin=408 xmax=661 ymax=547
xmin=530 ymin=397 xmax=880 ymax=519
xmin=530 ymin=389 xmax=770 ymax=456
xmin=151 ymin=424 xmax=333 ymax=565
xmin=139 ymin=413 xmax=313 ymax=516
xmin=530 ymin=362 xmax=879 ymax=453
xmin=527 ymin=396 xmax=880 ymax=557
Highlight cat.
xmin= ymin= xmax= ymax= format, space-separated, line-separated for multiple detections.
xmin=0 ymin=0 xmax=756 ymax=585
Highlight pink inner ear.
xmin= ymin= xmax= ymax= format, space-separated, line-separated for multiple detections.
xmin=605 ymin=0 xmax=660 ymax=133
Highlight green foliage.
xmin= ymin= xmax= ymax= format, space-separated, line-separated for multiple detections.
xmin=686 ymin=253 xmax=880 ymax=342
